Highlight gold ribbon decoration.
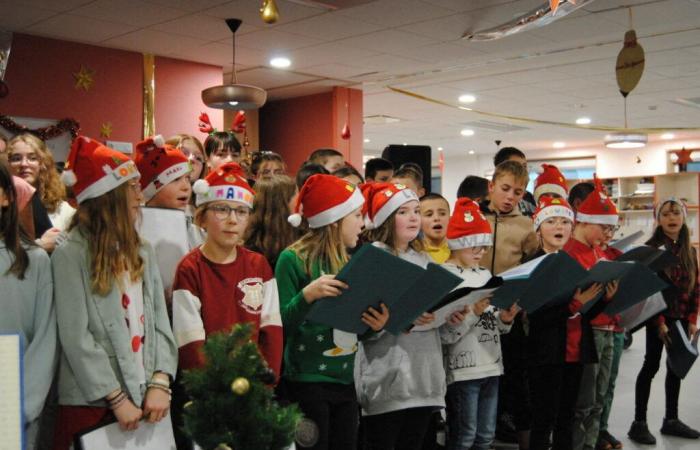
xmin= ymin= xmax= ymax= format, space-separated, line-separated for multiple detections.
xmin=143 ymin=53 xmax=156 ymax=138
xmin=388 ymin=86 xmax=700 ymax=134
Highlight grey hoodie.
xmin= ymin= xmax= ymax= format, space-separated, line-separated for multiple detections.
xmin=354 ymin=243 xmax=447 ymax=416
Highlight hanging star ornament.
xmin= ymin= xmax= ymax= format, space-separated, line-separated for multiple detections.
xmin=100 ymin=122 xmax=113 ymax=139
xmin=73 ymin=65 xmax=95 ymax=91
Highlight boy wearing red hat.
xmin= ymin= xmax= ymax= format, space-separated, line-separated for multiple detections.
xmin=171 ymin=162 xmax=282 ymax=375
xmin=441 ymin=198 xmax=518 ymax=450
xmin=563 ymin=177 xmax=620 ymax=450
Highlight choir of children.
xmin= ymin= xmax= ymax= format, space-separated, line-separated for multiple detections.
xmin=1 ymin=130 xmax=698 ymax=450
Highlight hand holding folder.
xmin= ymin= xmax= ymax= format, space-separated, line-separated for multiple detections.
xmin=306 ymin=244 xmax=462 ymax=335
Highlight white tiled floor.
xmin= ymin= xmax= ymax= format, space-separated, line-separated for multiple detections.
xmin=494 ymin=329 xmax=700 ymax=450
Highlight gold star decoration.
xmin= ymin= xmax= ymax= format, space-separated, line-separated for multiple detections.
xmin=100 ymin=122 xmax=113 ymax=139
xmin=73 ymin=65 xmax=95 ymax=91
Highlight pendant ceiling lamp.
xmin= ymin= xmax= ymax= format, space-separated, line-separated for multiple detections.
xmin=201 ymin=19 xmax=267 ymax=110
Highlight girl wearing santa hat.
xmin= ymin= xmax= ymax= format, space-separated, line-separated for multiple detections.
xmin=276 ymin=174 xmax=389 ymax=450
xmin=52 ymin=137 xmax=177 ymax=450
xmin=440 ymin=197 xmax=518 ymax=450
xmin=526 ymin=196 xmax=602 ymax=450
xmin=0 ymin=161 xmax=57 ymax=450
xmin=355 ymin=182 xmax=460 ymax=450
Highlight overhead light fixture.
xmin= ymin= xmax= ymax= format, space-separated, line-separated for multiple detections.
xmin=270 ymin=57 xmax=291 ymax=68
xmin=437 ymin=147 xmax=443 ymax=151
xmin=363 ymin=138 xmax=370 ymax=143
xmin=661 ymin=132 xmax=675 ymax=140
xmin=576 ymin=117 xmax=591 ymax=125
xmin=460 ymin=129 xmax=475 ymax=137
xmin=201 ymin=18 xmax=267 ymax=110
xmin=458 ymin=94 xmax=476 ymax=103
xmin=553 ymin=141 xmax=566 ymax=148
xmin=468 ymin=150 xmax=475 ymax=155
xmin=604 ymin=132 xmax=648 ymax=149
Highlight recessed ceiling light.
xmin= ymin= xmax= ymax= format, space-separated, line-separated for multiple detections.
xmin=661 ymin=133 xmax=675 ymax=140
xmin=364 ymin=138 xmax=371 ymax=143
xmin=460 ymin=129 xmax=475 ymax=137
xmin=458 ymin=94 xmax=476 ymax=103
xmin=270 ymin=57 xmax=291 ymax=68
xmin=468 ymin=150 xmax=475 ymax=155
xmin=403 ymin=142 xmax=408 ymax=146
xmin=576 ymin=117 xmax=591 ymax=125
xmin=553 ymin=141 xmax=566 ymax=148
xmin=437 ymin=147 xmax=443 ymax=151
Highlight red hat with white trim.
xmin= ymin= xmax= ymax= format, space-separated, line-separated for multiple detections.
xmin=447 ymin=197 xmax=493 ymax=249
xmin=361 ymin=182 xmax=419 ymax=230
xmin=134 ymin=135 xmax=191 ymax=202
xmin=288 ymin=174 xmax=364 ymax=228
xmin=192 ymin=162 xmax=254 ymax=207
xmin=534 ymin=164 xmax=568 ymax=202
xmin=61 ymin=136 xmax=139 ymax=204
xmin=533 ymin=195 xmax=575 ymax=230
xmin=575 ymin=175 xmax=619 ymax=226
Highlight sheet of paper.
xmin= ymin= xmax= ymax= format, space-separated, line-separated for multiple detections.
xmin=138 ymin=207 xmax=190 ymax=292
xmin=610 ymin=229 xmax=644 ymax=250
xmin=497 ymin=253 xmax=550 ymax=280
xmin=78 ymin=415 xmax=176 ymax=450
xmin=0 ymin=334 xmax=22 ymax=450
xmin=412 ymin=287 xmax=499 ymax=332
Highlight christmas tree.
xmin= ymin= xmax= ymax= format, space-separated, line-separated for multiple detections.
xmin=182 ymin=323 xmax=301 ymax=450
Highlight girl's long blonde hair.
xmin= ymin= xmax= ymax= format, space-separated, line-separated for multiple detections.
xmin=290 ymin=223 xmax=349 ymax=276
xmin=70 ymin=183 xmax=143 ymax=295
xmin=8 ymin=133 xmax=66 ymax=214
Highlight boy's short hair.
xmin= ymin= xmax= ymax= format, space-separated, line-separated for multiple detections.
xmin=494 ymin=146 xmax=526 ymax=167
xmin=203 ymin=131 xmax=241 ymax=157
xmin=296 ymin=161 xmax=329 ymax=189
xmin=568 ymin=182 xmax=594 ymax=210
xmin=393 ymin=165 xmax=423 ymax=186
xmin=492 ymin=160 xmax=529 ymax=186
xmin=419 ymin=192 xmax=448 ymax=204
xmin=364 ymin=157 xmax=393 ymax=179
xmin=333 ymin=164 xmax=364 ymax=183
xmin=457 ymin=175 xmax=489 ymax=200
xmin=308 ymin=148 xmax=343 ymax=165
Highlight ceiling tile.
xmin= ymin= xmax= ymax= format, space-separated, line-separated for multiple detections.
xmin=151 ymin=14 xmax=249 ymax=42
xmin=236 ymin=67 xmax=322 ymax=89
xmin=336 ymin=29 xmax=437 ymax=54
xmin=102 ymin=29 xmax=208 ymax=55
xmin=70 ymin=0 xmax=188 ymax=27
xmin=204 ymin=0 xmax=324 ymax=25
xmin=3 ymin=0 xmax=94 ymax=12
xmin=0 ymin=2 xmax=56 ymax=30
xmin=235 ymin=29 xmax=324 ymax=52
xmin=295 ymin=63 xmax=374 ymax=80
xmin=286 ymin=41 xmax=380 ymax=67
xmin=25 ymin=13 xmax=139 ymax=43
xmin=143 ymin=0 xmax=230 ymax=13
xmin=336 ymin=0 xmax=454 ymax=27
xmin=275 ymin=12 xmax=384 ymax=40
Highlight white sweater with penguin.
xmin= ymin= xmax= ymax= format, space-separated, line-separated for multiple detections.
xmin=439 ymin=264 xmax=512 ymax=385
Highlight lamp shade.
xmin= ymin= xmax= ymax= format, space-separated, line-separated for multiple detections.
xmin=604 ymin=132 xmax=648 ymax=149
xmin=201 ymin=84 xmax=267 ymax=110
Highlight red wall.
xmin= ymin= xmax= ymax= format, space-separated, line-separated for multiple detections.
xmin=260 ymin=87 xmax=363 ymax=174
xmin=1 ymin=34 xmax=223 ymax=150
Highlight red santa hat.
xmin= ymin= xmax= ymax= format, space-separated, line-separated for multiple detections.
xmin=288 ymin=174 xmax=364 ymax=228
xmin=534 ymin=164 xmax=568 ymax=202
xmin=361 ymin=182 xmax=419 ymax=230
xmin=533 ymin=195 xmax=575 ymax=230
xmin=134 ymin=135 xmax=191 ymax=202
xmin=61 ymin=136 xmax=139 ymax=204
xmin=575 ymin=175 xmax=619 ymax=226
xmin=447 ymin=197 xmax=493 ymax=250
xmin=192 ymin=162 xmax=254 ymax=207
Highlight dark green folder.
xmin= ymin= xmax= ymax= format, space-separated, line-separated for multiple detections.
xmin=617 ymin=246 xmax=679 ymax=272
xmin=491 ymin=252 xmax=588 ymax=313
xmin=306 ymin=244 xmax=461 ymax=335
xmin=383 ymin=263 xmax=463 ymax=335
xmin=577 ymin=261 xmax=635 ymax=314
xmin=429 ymin=276 xmax=504 ymax=313
xmin=602 ymin=263 xmax=667 ymax=315
xmin=667 ymin=320 xmax=698 ymax=379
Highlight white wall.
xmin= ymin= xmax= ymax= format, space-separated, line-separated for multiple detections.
xmin=440 ymin=139 xmax=700 ymax=207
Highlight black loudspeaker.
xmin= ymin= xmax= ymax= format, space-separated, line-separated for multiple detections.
xmin=381 ymin=145 xmax=432 ymax=194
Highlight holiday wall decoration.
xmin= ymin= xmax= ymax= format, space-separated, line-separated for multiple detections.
xmin=143 ymin=53 xmax=156 ymax=138
xmin=73 ymin=65 xmax=95 ymax=91
xmin=260 ymin=0 xmax=280 ymax=24
xmin=100 ymin=122 xmax=113 ymax=139
xmin=0 ymin=115 xmax=80 ymax=140
xmin=182 ymin=323 xmax=301 ymax=450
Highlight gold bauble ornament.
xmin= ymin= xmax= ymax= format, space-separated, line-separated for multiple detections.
xmin=231 ymin=377 xmax=250 ymax=395
xmin=215 ymin=444 xmax=232 ymax=450
xmin=260 ymin=0 xmax=279 ymax=24
xmin=616 ymin=29 xmax=645 ymax=97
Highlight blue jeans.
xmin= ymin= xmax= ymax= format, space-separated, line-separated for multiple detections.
xmin=446 ymin=377 xmax=499 ymax=450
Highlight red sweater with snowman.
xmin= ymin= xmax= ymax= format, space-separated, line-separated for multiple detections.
xmin=172 ymin=247 xmax=283 ymax=377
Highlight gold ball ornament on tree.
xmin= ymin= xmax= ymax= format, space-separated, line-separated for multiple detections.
xmin=616 ymin=29 xmax=645 ymax=97
xmin=231 ymin=377 xmax=250 ymax=395
xmin=215 ymin=444 xmax=232 ymax=450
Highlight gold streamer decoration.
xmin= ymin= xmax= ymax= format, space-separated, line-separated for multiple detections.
xmin=143 ymin=53 xmax=156 ymax=138
xmin=387 ymin=86 xmax=700 ymax=134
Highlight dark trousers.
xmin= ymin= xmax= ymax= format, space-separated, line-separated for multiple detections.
xmin=499 ymin=317 xmax=531 ymax=431
xmin=528 ymin=363 xmax=583 ymax=450
xmin=634 ymin=319 xmax=687 ymax=421
xmin=362 ymin=407 xmax=436 ymax=450
xmin=286 ymin=381 xmax=358 ymax=450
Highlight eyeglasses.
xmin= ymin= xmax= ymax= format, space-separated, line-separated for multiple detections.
xmin=208 ymin=204 xmax=250 ymax=221
xmin=471 ymin=246 xmax=489 ymax=254
xmin=600 ymin=224 xmax=620 ymax=235
xmin=8 ymin=153 xmax=39 ymax=165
